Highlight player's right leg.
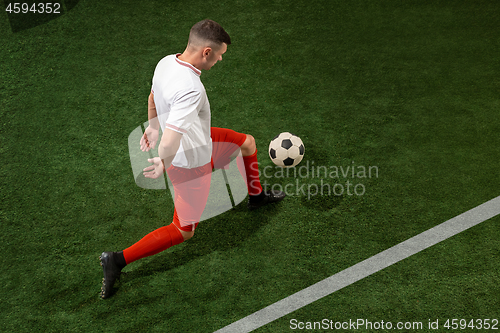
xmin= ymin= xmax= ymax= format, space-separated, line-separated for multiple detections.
xmin=210 ymin=127 xmax=286 ymax=209
xmin=237 ymin=133 xmax=286 ymax=209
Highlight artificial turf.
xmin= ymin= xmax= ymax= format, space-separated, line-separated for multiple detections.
xmin=1 ymin=0 xmax=499 ymax=332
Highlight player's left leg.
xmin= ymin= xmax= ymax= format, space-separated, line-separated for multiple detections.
xmin=100 ymin=163 xmax=210 ymax=299
xmin=100 ymin=219 xmax=186 ymax=299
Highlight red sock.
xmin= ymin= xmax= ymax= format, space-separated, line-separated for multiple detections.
xmin=123 ymin=223 xmax=184 ymax=265
xmin=238 ymin=150 xmax=263 ymax=196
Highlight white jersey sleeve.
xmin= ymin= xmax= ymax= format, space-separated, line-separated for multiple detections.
xmin=165 ymin=90 xmax=201 ymax=134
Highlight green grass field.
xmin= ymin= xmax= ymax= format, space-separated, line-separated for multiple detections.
xmin=1 ymin=0 xmax=499 ymax=332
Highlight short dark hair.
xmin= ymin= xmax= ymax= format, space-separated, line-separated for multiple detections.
xmin=188 ymin=19 xmax=231 ymax=48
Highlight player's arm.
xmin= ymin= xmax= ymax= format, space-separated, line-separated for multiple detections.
xmin=147 ymin=92 xmax=159 ymax=129
xmin=143 ymin=89 xmax=198 ymax=178
xmin=158 ymin=128 xmax=182 ymax=170
xmin=143 ymin=127 xmax=182 ymax=179
xmin=140 ymin=92 xmax=160 ymax=152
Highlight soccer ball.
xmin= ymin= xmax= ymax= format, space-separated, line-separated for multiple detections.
xmin=269 ymin=132 xmax=305 ymax=167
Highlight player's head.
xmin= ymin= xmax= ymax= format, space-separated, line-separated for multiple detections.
xmin=186 ymin=19 xmax=231 ymax=70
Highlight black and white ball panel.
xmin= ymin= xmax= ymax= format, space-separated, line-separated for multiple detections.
xmin=268 ymin=132 xmax=305 ymax=167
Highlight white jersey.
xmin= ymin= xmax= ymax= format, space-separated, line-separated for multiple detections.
xmin=151 ymin=54 xmax=211 ymax=169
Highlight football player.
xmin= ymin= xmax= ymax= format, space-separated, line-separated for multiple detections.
xmin=99 ymin=19 xmax=285 ymax=299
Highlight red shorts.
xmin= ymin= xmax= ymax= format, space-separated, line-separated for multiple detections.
xmin=169 ymin=127 xmax=247 ymax=232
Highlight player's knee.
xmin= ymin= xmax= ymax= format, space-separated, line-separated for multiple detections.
xmin=180 ymin=229 xmax=195 ymax=241
xmin=241 ymin=134 xmax=256 ymax=156
xmin=246 ymin=134 xmax=256 ymax=148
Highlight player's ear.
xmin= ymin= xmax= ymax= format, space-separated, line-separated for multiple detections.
xmin=202 ymin=47 xmax=212 ymax=58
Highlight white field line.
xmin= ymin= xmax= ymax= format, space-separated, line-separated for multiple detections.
xmin=215 ymin=195 xmax=500 ymax=333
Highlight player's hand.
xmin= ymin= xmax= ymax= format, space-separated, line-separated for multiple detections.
xmin=143 ymin=157 xmax=164 ymax=179
xmin=140 ymin=126 xmax=159 ymax=152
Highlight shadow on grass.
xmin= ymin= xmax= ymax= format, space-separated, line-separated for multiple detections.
xmin=119 ymin=199 xmax=280 ymax=283
xmin=300 ymin=192 xmax=344 ymax=211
